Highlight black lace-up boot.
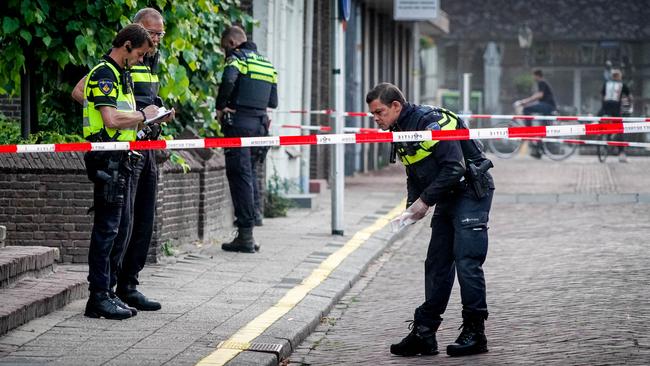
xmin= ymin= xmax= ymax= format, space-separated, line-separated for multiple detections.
xmin=109 ymin=290 xmax=137 ymax=316
xmin=221 ymin=227 xmax=256 ymax=253
xmin=390 ymin=320 xmax=440 ymax=356
xmin=84 ymin=291 xmax=132 ymax=320
xmin=446 ymin=312 xmax=488 ymax=357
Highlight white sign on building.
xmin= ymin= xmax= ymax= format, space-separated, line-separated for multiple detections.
xmin=394 ymin=0 xmax=438 ymax=21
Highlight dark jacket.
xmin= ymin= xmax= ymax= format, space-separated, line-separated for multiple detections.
xmin=216 ymin=41 xmax=278 ymax=114
xmin=394 ymin=104 xmax=490 ymax=207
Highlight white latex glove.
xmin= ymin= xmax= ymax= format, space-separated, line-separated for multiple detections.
xmin=390 ymin=211 xmax=416 ymax=233
xmin=406 ymin=198 xmax=430 ymax=221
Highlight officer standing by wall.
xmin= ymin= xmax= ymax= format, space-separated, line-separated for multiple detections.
xmin=81 ymin=24 xmax=158 ymax=319
xmin=216 ymin=25 xmax=278 ymax=253
xmin=72 ymin=8 xmax=172 ymax=312
xmin=365 ymin=83 xmax=495 ymax=357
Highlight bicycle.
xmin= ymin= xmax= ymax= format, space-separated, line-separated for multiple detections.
xmin=596 ymin=96 xmax=632 ymax=163
xmin=486 ymin=115 xmax=578 ymax=161
xmin=596 ymin=128 xmax=611 ymax=163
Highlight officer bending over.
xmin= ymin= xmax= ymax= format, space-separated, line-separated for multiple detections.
xmin=82 ymin=24 xmax=158 ymax=320
xmin=366 ymin=83 xmax=495 ymax=357
xmin=216 ymin=25 xmax=278 ymax=253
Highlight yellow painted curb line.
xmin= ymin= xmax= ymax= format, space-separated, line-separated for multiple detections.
xmin=196 ymin=199 xmax=405 ymax=366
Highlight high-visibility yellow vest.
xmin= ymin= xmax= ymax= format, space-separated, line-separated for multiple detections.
xmin=227 ymin=49 xmax=277 ymax=109
xmin=397 ymin=107 xmax=459 ymax=166
xmin=83 ymin=61 xmax=137 ymax=142
xmin=131 ymin=63 xmax=160 ymax=108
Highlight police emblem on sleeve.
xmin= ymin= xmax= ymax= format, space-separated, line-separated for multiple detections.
xmin=425 ymin=122 xmax=441 ymax=131
xmin=98 ymin=79 xmax=114 ymax=95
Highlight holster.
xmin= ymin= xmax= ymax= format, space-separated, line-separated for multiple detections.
xmin=253 ymin=116 xmax=271 ymax=163
xmin=465 ymin=158 xmax=495 ymax=200
xmin=84 ymin=150 xmax=131 ymax=205
xmin=222 ymin=112 xmax=234 ymax=127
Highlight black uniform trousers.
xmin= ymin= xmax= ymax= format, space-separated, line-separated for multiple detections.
xmin=414 ymin=187 xmax=494 ymax=326
xmin=112 ymin=149 xmax=158 ymax=290
xmin=87 ymin=163 xmax=133 ymax=293
xmin=223 ymin=112 xmax=266 ymax=228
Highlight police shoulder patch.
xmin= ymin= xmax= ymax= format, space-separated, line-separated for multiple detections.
xmin=425 ymin=121 xmax=441 ymax=131
xmin=98 ymin=79 xmax=115 ymax=95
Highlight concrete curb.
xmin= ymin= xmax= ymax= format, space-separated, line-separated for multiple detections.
xmin=494 ymin=193 xmax=650 ymax=204
xmin=226 ymin=208 xmax=408 ymax=366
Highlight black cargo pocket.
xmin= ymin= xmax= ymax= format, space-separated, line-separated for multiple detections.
xmin=455 ymin=211 xmax=489 ymax=260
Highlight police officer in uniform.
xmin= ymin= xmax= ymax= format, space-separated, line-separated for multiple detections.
xmin=114 ymin=8 xmax=171 ymax=312
xmin=365 ymin=83 xmax=495 ymax=357
xmin=81 ymin=24 xmax=158 ymax=319
xmin=72 ymin=8 xmax=172 ymax=312
xmin=216 ymin=25 xmax=278 ymax=253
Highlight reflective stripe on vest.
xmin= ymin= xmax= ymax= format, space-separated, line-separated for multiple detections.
xmin=130 ymin=64 xmax=160 ymax=108
xmin=83 ymin=61 xmax=137 ymax=142
xmin=226 ymin=49 xmax=277 ymax=109
xmin=397 ymin=111 xmax=459 ymax=166
xmin=227 ymin=52 xmax=278 ymax=84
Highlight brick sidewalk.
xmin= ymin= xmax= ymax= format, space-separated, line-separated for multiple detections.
xmin=288 ymin=201 xmax=650 ymax=365
xmin=0 ymin=165 xmax=407 ymax=366
xmin=490 ymin=154 xmax=650 ymax=195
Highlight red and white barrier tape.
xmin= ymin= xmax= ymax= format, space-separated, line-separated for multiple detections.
xmin=522 ymin=137 xmax=650 ymax=149
xmin=272 ymin=109 xmax=650 ymax=123
xmin=280 ymin=124 xmax=650 ymax=149
xmin=2 ymin=122 xmax=650 ymax=154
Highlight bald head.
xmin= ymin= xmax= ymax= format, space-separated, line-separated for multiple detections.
xmin=220 ymin=26 xmax=247 ymax=53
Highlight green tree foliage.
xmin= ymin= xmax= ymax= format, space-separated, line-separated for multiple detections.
xmin=0 ymin=0 xmax=254 ymax=137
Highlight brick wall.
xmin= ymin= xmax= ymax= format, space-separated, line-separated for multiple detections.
xmin=0 ymin=96 xmax=20 ymax=120
xmin=0 ymin=149 xmax=233 ymax=263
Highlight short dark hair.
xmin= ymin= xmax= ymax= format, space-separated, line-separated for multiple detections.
xmin=365 ymin=82 xmax=406 ymax=105
xmin=112 ymin=23 xmax=153 ymax=49
xmin=221 ymin=25 xmax=247 ymax=44
xmin=533 ymin=69 xmax=543 ymax=77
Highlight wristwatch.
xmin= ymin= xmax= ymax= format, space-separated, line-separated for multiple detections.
xmin=139 ymin=109 xmax=147 ymax=122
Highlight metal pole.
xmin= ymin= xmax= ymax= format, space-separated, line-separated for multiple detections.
xmin=301 ymin=0 xmax=314 ymax=195
xmin=462 ymin=72 xmax=472 ymax=114
xmin=331 ymin=0 xmax=345 ymax=235
xmin=412 ymin=23 xmax=421 ymax=104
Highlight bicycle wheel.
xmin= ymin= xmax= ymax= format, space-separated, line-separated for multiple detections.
xmin=541 ymin=120 xmax=578 ymax=161
xmin=486 ymin=120 xmax=523 ymax=159
xmin=596 ymin=134 xmax=608 ymax=163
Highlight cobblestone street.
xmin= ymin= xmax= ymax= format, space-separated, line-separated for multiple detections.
xmin=289 ymin=200 xmax=650 ymax=365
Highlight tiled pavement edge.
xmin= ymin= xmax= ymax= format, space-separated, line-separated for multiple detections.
xmin=223 ymin=203 xmax=410 ymax=366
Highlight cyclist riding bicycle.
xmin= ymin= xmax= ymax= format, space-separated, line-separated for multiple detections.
xmin=514 ymin=69 xmax=557 ymax=158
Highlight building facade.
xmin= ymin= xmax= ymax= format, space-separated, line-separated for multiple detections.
xmin=437 ymin=0 xmax=650 ymax=119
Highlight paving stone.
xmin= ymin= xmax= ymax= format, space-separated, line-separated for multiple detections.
xmin=288 ymin=202 xmax=650 ymax=365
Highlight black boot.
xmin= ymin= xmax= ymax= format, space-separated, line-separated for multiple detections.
xmin=222 ymin=227 xmax=256 ymax=253
xmin=116 ymin=286 xmax=162 ymax=311
xmin=84 ymin=291 xmax=132 ymax=320
xmin=109 ymin=291 xmax=137 ymax=316
xmin=390 ymin=321 xmax=440 ymax=356
xmin=446 ymin=313 xmax=488 ymax=357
